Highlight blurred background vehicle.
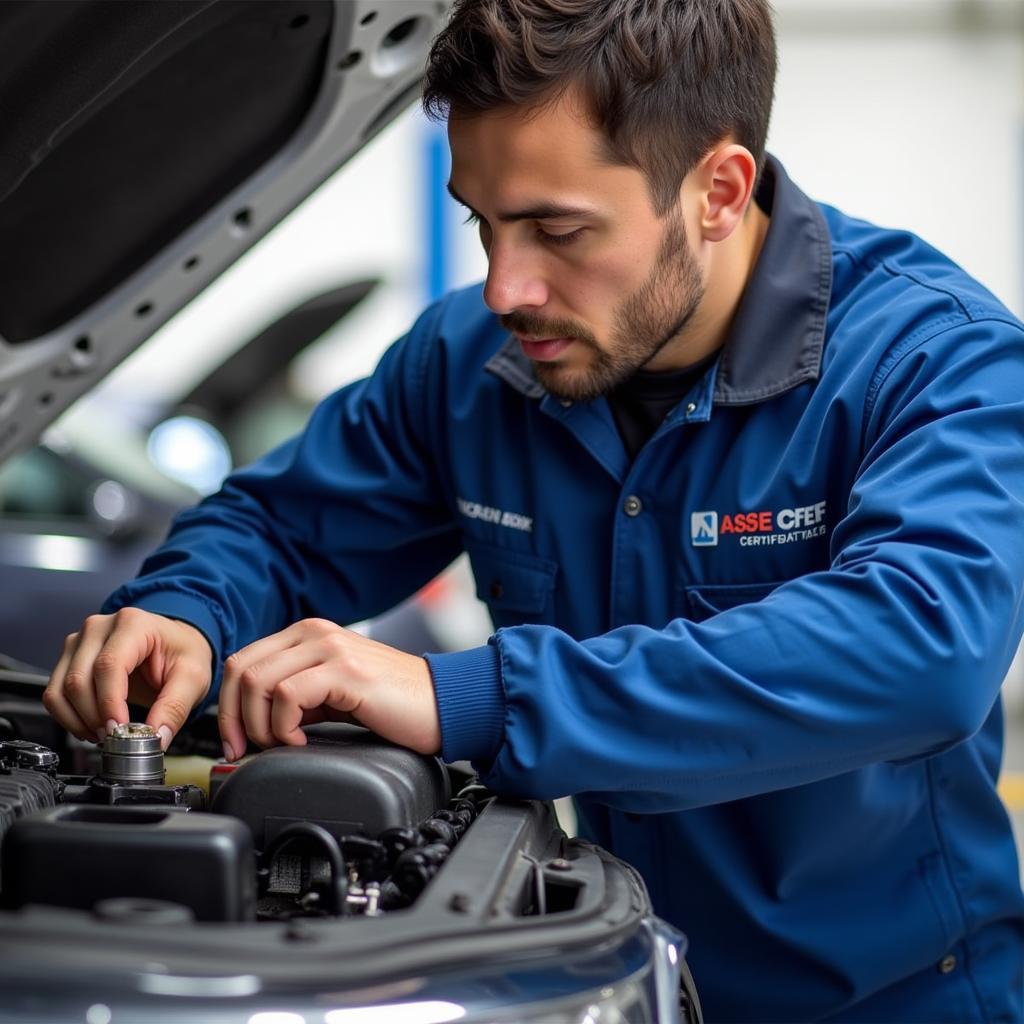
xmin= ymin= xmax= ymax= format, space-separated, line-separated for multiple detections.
xmin=0 ymin=280 xmax=385 ymax=668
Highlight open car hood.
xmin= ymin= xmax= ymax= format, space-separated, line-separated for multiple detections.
xmin=0 ymin=0 xmax=446 ymax=465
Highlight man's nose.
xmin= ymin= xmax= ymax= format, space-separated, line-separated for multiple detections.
xmin=482 ymin=241 xmax=549 ymax=314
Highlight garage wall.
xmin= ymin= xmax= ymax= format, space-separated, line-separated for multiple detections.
xmin=771 ymin=0 xmax=1024 ymax=318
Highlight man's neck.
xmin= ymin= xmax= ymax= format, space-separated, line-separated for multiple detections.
xmin=647 ymin=200 xmax=771 ymax=372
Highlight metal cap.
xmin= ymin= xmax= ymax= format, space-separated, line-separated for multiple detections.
xmin=100 ymin=723 xmax=164 ymax=784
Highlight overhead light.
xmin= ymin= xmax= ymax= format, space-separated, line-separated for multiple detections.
xmin=147 ymin=415 xmax=232 ymax=494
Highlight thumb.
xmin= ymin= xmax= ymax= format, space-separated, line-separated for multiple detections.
xmin=145 ymin=668 xmax=209 ymax=750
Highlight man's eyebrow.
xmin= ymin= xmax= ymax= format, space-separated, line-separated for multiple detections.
xmin=446 ymin=182 xmax=598 ymax=222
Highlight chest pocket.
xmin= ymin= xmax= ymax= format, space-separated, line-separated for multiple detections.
xmin=681 ymin=580 xmax=784 ymax=623
xmin=464 ymin=536 xmax=558 ymax=629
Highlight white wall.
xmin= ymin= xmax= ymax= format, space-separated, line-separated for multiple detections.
xmin=771 ymin=2 xmax=1024 ymax=317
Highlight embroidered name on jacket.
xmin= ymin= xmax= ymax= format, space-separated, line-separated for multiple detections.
xmin=691 ymin=501 xmax=827 ymax=547
xmin=457 ymin=497 xmax=533 ymax=533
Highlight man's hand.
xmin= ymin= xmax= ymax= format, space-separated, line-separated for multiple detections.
xmin=43 ymin=608 xmax=213 ymax=748
xmin=218 ymin=618 xmax=441 ymax=762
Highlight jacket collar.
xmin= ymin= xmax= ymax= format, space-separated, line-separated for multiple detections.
xmin=484 ymin=155 xmax=832 ymax=407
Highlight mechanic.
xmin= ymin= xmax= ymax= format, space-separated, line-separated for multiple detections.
xmin=42 ymin=1 xmax=1024 ymax=1020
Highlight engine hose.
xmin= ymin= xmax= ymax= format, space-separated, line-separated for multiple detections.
xmin=262 ymin=821 xmax=348 ymax=916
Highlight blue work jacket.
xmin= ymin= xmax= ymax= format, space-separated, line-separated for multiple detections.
xmin=106 ymin=158 xmax=1024 ymax=1021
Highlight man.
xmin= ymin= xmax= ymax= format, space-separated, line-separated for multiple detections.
xmin=42 ymin=1 xmax=1024 ymax=1020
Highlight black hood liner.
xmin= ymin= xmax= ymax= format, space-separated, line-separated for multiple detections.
xmin=0 ymin=0 xmax=334 ymax=343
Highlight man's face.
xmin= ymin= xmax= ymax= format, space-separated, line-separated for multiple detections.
xmin=447 ymin=90 xmax=705 ymax=400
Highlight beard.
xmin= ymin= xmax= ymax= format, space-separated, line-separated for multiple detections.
xmin=500 ymin=209 xmax=704 ymax=402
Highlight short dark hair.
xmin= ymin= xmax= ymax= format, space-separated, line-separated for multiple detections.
xmin=423 ymin=0 xmax=777 ymax=214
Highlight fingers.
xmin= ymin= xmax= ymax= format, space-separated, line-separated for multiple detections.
xmin=42 ymin=609 xmax=212 ymax=749
xmin=66 ymin=622 xmax=115 ymax=737
xmin=89 ymin=612 xmax=146 ymax=728
xmin=43 ymin=616 xmax=126 ymax=742
xmin=219 ymin=629 xmax=297 ymax=760
xmin=144 ymin=664 xmax=210 ymax=750
xmin=270 ymin=672 xmax=339 ymax=747
xmin=216 ymin=665 xmax=246 ymax=763
xmin=218 ymin=619 xmax=440 ymax=758
xmin=220 ymin=637 xmax=328 ymax=756
xmin=42 ymin=641 xmax=93 ymax=742
xmin=143 ymin=619 xmax=213 ymax=747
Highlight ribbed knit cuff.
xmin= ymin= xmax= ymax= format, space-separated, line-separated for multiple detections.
xmin=425 ymin=643 xmax=505 ymax=764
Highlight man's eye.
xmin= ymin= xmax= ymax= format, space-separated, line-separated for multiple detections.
xmin=538 ymin=227 xmax=584 ymax=246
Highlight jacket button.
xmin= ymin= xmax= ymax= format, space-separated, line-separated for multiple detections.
xmin=489 ymin=580 xmax=504 ymax=600
xmin=938 ymin=954 xmax=957 ymax=974
xmin=623 ymin=495 xmax=643 ymax=517
xmin=685 ymin=402 xmax=697 ymax=414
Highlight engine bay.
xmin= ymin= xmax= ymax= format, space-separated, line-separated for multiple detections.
xmin=0 ymin=671 xmax=692 ymax=1024
xmin=0 ymin=723 xmax=507 ymax=925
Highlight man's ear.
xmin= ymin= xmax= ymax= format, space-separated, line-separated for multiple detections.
xmin=691 ymin=144 xmax=758 ymax=243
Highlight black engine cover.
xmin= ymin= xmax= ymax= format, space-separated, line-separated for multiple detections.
xmin=211 ymin=724 xmax=451 ymax=849
xmin=0 ymin=804 xmax=255 ymax=921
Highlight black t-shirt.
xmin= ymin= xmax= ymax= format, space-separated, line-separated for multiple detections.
xmin=607 ymin=353 xmax=717 ymax=460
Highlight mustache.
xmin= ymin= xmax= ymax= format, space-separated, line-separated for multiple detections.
xmin=501 ymin=312 xmax=596 ymax=346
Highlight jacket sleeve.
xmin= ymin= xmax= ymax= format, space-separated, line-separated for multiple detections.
xmin=103 ymin=298 xmax=461 ymax=711
xmin=428 ymin=317 xmax=1024 ymax=810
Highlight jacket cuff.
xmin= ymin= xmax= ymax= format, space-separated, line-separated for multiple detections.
xmin=425 ymin=643 xmax=505 ymax=764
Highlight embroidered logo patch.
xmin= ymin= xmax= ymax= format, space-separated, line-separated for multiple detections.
xmin=690 ymin=501 xmax=827 ymax=548
xmin=690 ymin=511 xmax=719 ymax=547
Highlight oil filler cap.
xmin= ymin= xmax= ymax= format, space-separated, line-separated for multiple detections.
xmin=100 ymin=723 xmax=165 ymax=785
